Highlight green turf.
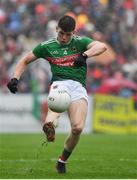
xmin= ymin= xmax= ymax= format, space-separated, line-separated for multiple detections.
xmin=0 ymin=133 xmax=137 ymax=179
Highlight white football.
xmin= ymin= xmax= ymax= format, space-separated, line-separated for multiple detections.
xmin=47 ymin=89 xmax=71 ymax=113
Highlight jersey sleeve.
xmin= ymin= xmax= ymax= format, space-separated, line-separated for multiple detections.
xmin=80 ymin=37 xmax=94 ymax=50
xmin=33 ymin=43 xmax=45 ymax=58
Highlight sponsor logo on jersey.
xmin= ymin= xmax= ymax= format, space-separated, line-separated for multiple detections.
xmin=46 ymin=53 xmax=80 ymax=66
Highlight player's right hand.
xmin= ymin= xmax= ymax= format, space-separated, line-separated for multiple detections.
xmin=7 ymin=78 xmax=19 ymax=94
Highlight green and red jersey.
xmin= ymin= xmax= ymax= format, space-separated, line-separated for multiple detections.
xmin=33 ymin=36 xmax=94 ymax=88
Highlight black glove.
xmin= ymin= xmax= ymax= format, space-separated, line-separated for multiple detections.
xmin=74 ymin=53 xmax=88 ymax=67
xmin=7 ymin=78 xmax=19 ymax=94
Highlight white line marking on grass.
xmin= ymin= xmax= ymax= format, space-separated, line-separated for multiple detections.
xmin=0 ymin=159 xmax=49 ymax=163
xmin=0 ymin=158 xmax=87 ymax=163
xmin=50 ymin=158 xmax=86 ymax=161
xmin=0 ymin=159 xmax=51 ymax=163
xmin=120 ymin=158 xmax=137 ymax=162
xmin=2 ymin=158 xmax=136 ymax=163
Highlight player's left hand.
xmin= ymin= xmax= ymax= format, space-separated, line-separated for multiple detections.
xmin=74 ymin=53 xmax=88 ymax=67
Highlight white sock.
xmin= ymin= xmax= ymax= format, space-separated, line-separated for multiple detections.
xmin=58 ymin=158 xmax=66 ymax=163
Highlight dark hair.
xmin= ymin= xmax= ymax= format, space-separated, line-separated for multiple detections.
xmin=58 ymin=15 xmax=76 ymax=32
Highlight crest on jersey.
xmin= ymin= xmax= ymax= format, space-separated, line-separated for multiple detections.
xmin=72 ymin=47 xmax=77 ymax=51
xmin=53 ymin=85 xmax=58 ymax=89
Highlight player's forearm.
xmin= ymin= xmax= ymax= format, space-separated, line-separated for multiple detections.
xmin=13 ymin=58 xmax=28 ymax=80
xmin=14 ymin=51 xmax=37 ymax=80
xmin=84 ymin=41 xmax=107 ymax=58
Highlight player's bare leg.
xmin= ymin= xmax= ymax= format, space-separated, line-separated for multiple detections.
xmin=56 ymin=99 xmax=87 ymax=173
xmin=43 ymin=108 xmax=60 ymax=142
xmin=45 ymin=108 xmax=60 ymax=127
xmin=65 ymin=99 xmax=87 ymax=150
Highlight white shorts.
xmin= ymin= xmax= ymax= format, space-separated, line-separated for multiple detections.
xmin=50 ymin=80 xmax=88 ymax=103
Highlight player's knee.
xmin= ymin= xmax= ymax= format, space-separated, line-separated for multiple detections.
xmin=72 ymin=125 xmax=83 ymax=135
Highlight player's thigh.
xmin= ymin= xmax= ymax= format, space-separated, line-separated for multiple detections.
xmin=68 ymin=98 xmax=88 ymax=129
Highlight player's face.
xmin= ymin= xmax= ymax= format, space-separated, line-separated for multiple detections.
xmin=56 ymin=27 xmax=74 ymax=45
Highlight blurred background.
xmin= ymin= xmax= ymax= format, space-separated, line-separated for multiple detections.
xmin=0 ymin=0 xmax=137 ymax=134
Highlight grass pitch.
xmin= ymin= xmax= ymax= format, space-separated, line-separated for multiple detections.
xmin=0 ymin=133 xmax=137 ymax=179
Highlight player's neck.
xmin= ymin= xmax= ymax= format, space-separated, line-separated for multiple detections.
xmin=56 ymin=36 xmax=73 ymax=46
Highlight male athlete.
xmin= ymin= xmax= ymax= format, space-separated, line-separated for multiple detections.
xmin=7 ymin=15 xmax=107 ymax=173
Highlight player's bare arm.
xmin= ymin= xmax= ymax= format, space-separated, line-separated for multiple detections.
xmin=84 ymin=41 xmax=107 ymax=58
xmin=7 ymin=51 xmax=37 ymax=93
xmin=14 ymin=51 xmax=37 ymax=80
xmin=74 ymin=41 xmax=107 ymax=67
